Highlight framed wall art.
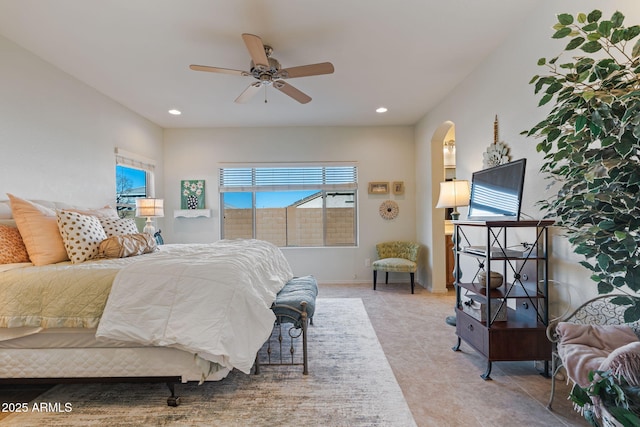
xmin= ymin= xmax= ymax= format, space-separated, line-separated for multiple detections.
xmin=181 ymin=180 xmax=205 ymax=209
xmin=368 ymin=182 xmax=389 ymax=194
xmin=393 ymin=181 xmax=405 ymax=195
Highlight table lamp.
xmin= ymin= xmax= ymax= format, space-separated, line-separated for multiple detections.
xmin=435 ymin=180 xmax=470 ymax=220
xmin=135 ymin=198 xmax=164 ymax=234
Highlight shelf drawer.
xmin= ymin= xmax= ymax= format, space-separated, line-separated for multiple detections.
xmin=456 ymin=309 xmax=487 ymax=356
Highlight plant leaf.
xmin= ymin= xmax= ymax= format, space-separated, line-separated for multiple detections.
xmin=598 ymin=20 xmax=612 ymax=37
xmin=611 ymin=11 xmax=625 ymax=28
xmin=565 ymin=36 xmax=585 ymax=50
xmin=577 ymin=13 xmax=587 ymax=24
xmin=587 ymin=32 xmax=602 ymax=42
xmin=582 ymin=41 xmax=602 ymax=53
xmin=575 ymin=115 xmax=587 ymax=132
xmin=598 ymin=281 xmax=614 ymax=293
xmin=633 ymin=39 xmax=640 ymax=58
xmin=587 ymin=10 xmax=602 ymax=23
xmin=546 ymin=82 xmax=563 ymax=94
xmin=557 ymin=13 xmax=574 ymax=26
xmin=539 ymin=93 xmax=553 ymax=106
xmin=624 ymin=304 xmax=640 ymax=322
xmin=553 ymin=27 xmax=572 ymax=39
xmin=626 ymin=25 xmax=640 ymax=41
xmin=611 ymin=29 xmax=624 ymax=44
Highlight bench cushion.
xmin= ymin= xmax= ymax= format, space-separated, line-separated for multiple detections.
xmin=372 ymin=257 xmax=417 ymax=273
xmin=272 ymin=275 xmax=318 ymax=326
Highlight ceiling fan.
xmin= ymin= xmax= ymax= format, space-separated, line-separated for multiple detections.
xmin=190 ymin=33 xmax=334 ymax=104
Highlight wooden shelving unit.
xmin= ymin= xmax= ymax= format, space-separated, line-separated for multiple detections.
xmin=452 ymin=220 xmax=554 ymax=379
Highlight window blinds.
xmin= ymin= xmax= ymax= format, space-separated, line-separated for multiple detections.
xmin=114 ymin=148 xmax=155 ymax=172
xmin=219 ymin=165 xmax=358 ymax=192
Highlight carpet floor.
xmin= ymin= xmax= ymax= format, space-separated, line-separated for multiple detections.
xmin=2 ymin=298 xmax=416 ymax=427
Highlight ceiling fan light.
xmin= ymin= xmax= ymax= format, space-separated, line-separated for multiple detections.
xmin=376 ymin=107 xmax=388 ymax=113
xmin=168 ymin=109 xmax=181 ymax=115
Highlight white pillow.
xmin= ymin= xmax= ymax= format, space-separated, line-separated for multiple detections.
xmin=57 ymin=210 xmax=107 ymax=264
xmin=99 ymin=217 xmax=139 ymax=237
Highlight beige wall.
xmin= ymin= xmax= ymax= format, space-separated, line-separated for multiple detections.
xmin=0 ymin=35 xmax=163 ymax=208
xmin=163 ymin=126 xmax=416 ymax=282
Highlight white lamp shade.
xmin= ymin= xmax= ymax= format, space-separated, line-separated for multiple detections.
xmin=435 ymin=180 xmax=470 ymax=209
xmin=135 ymin=198 xmax=164 ymax=218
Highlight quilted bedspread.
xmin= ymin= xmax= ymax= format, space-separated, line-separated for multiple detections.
xmin=0 ymin=257 xmax=139 ymax=329
xmin=96 ymin=240 xmax=293 ymax=376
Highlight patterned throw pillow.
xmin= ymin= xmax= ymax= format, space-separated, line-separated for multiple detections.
xmin=65 ymin=205 xmax=119 ymax=218
xmin=57 ymin=210 xmax=107 ymax=264
xmin=99 ymin=217 xmax=139 ymax=237
xmin=0 ymin=225 xmax=30 ymax=264
xmin=98 ymin=233 xmax=157 ymax=258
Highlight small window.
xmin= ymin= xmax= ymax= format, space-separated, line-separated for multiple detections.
xmin=116 ymin=165 xmax=147 ymax=218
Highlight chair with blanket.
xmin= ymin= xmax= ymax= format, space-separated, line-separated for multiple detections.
xmin=546 ymin=294 xmax=640 ymax=413
xmin=372 ymin=241 xmax=419 ymax=294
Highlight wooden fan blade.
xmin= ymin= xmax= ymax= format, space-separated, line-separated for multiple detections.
xmin=279 ymin=62 xmax=334 ymax=79
xmin=242 ymin=33 xmax=269 ymax=69
xmin=273 ymin=81 xmax=312 ymax=104
xmin=235 ymin=82 xmax=262 ymax=103
xmin=190 ymin=64 xmax=249 ymax=76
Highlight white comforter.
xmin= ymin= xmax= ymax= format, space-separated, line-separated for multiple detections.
xmin=95 ymin=239 xmax=293 ymax=378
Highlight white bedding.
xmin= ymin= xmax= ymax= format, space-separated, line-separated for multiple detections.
xmin=96 ymin=239 xmax=293 ymax=378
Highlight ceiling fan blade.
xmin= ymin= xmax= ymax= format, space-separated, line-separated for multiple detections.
xmin=273 ymin=81 xmax=312 ymax=104
xmin=242 ymin=33 xmax=269 ymax=69
xmin=190 ymin=64 xmax=249 ymax=76
xmin=234 ymin=82 xmax=262 ymax=103
xmin=279 ymin=62 xmax=335 ymax=79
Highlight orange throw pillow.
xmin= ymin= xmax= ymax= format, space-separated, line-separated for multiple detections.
xmin=0 ymin=225 xmax=30 ymax=264
xmin=7 ymin=194 xmax=69 ymax=266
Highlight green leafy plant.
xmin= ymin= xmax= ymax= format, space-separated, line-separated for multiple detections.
xmin=570 ymin=370 xmax=640 ymax=427
xmin=524 ymin=10 xmax=640 ymax=321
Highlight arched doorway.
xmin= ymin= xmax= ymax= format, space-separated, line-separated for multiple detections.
xmin=429 ymin=121 xmax=456 ymax=294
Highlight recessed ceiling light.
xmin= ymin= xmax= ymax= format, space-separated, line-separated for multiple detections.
xmin=168 ymin=109 xmax=182 ymax=115
xmin=376 ymin=107 xmax=388 ymax=113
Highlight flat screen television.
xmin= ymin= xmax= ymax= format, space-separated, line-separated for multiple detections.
xmin=466 ymin=158 xmax=526 ymax=221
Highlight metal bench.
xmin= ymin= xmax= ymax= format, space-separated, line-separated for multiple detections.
xmin=255 ymin=275 xmax=318 ymax=375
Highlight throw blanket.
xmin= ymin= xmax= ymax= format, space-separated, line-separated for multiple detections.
xmin=556 ymin=322 xmax=639 ymax=387
xmin=96 ymin=240 xmax=293 ymax=377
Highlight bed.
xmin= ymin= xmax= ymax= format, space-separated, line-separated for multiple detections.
xmin=0 ymin=196 xmax=295 ymax=405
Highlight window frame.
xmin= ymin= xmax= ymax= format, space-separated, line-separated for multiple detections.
xmin=115 ymin=148 xmax=156 ymax=218
xmin=219 ymin=163 xmax=358 ymax=248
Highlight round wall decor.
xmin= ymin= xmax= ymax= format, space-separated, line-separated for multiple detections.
xmin=483 ymin=141 xmax=510 ymax=168
xmin=379 ymin=200 xmax=399 ymax=220
xmin=483 ymin=115 xmax=511 ymax=168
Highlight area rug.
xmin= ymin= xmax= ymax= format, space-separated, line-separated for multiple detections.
xmin=3 ymin=298 xmax=416 ymax=427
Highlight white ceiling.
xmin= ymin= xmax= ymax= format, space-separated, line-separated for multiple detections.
xmin=0 ymin=0 xmax=538 ymax=128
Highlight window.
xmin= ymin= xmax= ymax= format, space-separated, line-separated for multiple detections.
xmin=220 ymin=165 xmax=358 ymax=247
xmin=115 ymin=149 xmax=156 ymax=218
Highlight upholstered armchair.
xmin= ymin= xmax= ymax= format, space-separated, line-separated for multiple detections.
xmin=372 ymin=241 xmax=420 ymax=294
